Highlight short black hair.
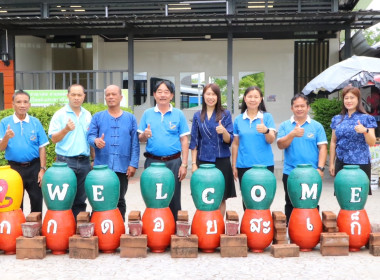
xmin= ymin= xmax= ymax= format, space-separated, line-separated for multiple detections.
xmin=12 ymin=89 xmax=30 ymax=101
xmin=291 ymin=93 xmax=309 ymax=106
xmin=153 ymin=80 xmax=175 ymax=93
xmin=68 ymin=84 xmax=85 ymax=94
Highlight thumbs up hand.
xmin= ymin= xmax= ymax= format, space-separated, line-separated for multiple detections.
xmin=4 ymin=124 xmax=15 ymax=139
xmin=95 ymin=133 xmax=106 ymax=149
xmin=256 ymin=118 xmax=267 ymax=134
xmin=293 ymin=121 xmax=304 ymax=137
xmin=355 ymin=120 xmax=367 ymax=134
xmin=65 ymin=118 xmax=75 ymax=132
xmin=216 ymin=120 xmax=225 ymax=135
xmin=144 ymin=124 xmax=152 ymax=139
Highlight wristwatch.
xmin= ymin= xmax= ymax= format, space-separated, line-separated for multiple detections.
xmin=40 ymin=166 xmax=47 ymax=171
xmin=264 ymin=128 xmax=270 ymax=134
xmin=317 ymin=166 xmax=325 ymax=172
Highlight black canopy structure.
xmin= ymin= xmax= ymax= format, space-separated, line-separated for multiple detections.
xmin=0 ymin=0 xmax=379 ymax=41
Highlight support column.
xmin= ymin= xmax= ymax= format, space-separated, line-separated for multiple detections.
xmin=128 ymin=32 xmax=134 ymax=109
xmin=344 ymin=28 xmax=352 ymax=60
xmin=227 ymin=29 xmax=233 ymax=112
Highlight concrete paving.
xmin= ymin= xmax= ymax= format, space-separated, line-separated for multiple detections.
xmin=2 ymin=169 xmax=380 ymax=280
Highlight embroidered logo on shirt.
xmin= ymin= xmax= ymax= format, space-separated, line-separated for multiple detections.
xmin=307 ymin=133 xmax=314 ymax=138
xmin=169 ymin=121 xmax=176 ymax=130
xmin=30 ymin=135 xmax=36 ymax=141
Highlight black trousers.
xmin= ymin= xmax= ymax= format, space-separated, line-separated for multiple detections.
xmin=237 ymin=165 xmax=274 ymax=211
xmin=9 ymin=159 xmax=42 ymax=213
xmin=144 ymin=157 xmax=182 ymax=221
xmin=115 ymin=172 xmax=128 ymax=221
xmin=56 ymin=155 xmax=91 ymax=219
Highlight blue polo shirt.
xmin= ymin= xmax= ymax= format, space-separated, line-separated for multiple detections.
xmin=87 ymin=110 xmax=140 ymax=172
xmin=233 ymin=111 xmax=276 ymax=168
xmin=48 ymin=104 xmax=92 ymax=157
xmin=137 ymin=105 xmax=190 ymax=156
xmin=189 ymin=110 xmax=233 ymax=162
xmin=278 ymin=115 xmax=327 ymax=175
xmin=0 ymin=113 xmax=49 ymax=162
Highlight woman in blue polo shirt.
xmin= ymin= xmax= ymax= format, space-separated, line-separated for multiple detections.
xmin=190 ymin=83 xmax=236 ymax=216
xmin=329 ymin=85 xmax=377 ymax=193
xmin=232 ymin=86 xmax=276 ymax=206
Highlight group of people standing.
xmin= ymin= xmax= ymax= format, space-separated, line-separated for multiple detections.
xmin=0 ymin=81 xmax=377 ymax=226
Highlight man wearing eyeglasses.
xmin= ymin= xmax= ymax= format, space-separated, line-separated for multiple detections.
xmin=138 ymin=80 xmax=190 ymax=221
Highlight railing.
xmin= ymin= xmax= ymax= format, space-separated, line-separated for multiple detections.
xmin=15 ymin=69 xmax=128 ymax=103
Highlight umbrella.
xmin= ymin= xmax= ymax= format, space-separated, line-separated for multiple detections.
xmin=302 ymin=55 xmax=380 ymax=95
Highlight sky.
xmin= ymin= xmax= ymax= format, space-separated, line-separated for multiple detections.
xmin=367 ymin=1 xmax=380 ymax=31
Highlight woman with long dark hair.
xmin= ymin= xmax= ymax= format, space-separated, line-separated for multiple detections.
xmin=231 ymin=86 xmax=276 ymax=208
xmin=329 ymin=85 xmax=377 ymax=185
xmin=190 ymin=83 xmax=236 ymax=216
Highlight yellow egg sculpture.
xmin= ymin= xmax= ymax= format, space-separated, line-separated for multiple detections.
xmin=0 ymin=166 xmax=23 ymax=212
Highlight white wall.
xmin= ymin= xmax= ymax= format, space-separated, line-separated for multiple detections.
xmin=15 ymin=36 xmax=52 ymax=89
xmin=93 ymin=37 xmax=297 ymax=161
xmin=15 ymin=35 xmax=341 ymax=162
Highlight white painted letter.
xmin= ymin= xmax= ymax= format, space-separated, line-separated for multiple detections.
xmin=101 ymin=220 xmax=114 ymax=234
xmin=250 ymin=218 xmax=263 ymax=233
xmin=47 ymin=183 xmax=69 ymax=201
xmin=306 ymin=217 xmax=314 ymax=231
xmin=350 ymin=187 xmax=362 ymax=203
xmin=47 ymin=219 xmax=57 ymax=234
xmin=250 ymin=185 xmax=266 ymax=202
xmin=153 ymin=217 xmax=164 ymax=232
xmin=156 ymin=183 xmax=168 ymax=200
xmin=206 ymin=220 xmax=217 ymax=234
xmin=202 ymin=188 xmax=215 ymax=204
xmin=92 ymin=185 xmax=104 ymax=201
xmin=300 ymin=183 xmax=318 ymax=200
xmin=0 ymin=221 xmax=11 ymax=234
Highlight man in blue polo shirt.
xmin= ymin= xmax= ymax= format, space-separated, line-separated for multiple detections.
xmin=0 ymin=90 xmax=49 ymax=213
xmin=138 ymin=80 xmax=190 ymax=220
xmin=87 ymin=84 xmax=140 ymax=221
xmin=277 ymin=93 xmax=327 ymax=225
xmin=48 ymin=84 xmax=92 ymax=219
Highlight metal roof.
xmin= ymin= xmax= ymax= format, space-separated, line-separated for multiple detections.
xmin=0 ymin=1 xmax=379 ymax=40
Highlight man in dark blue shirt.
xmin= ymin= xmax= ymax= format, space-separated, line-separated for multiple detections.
xmin=87 ymin=85 xmax=140 ymax=220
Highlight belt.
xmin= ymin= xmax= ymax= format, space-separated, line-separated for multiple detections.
xmin=144 ymin=152 xmax=181 ymax=162
xmin=58 ymin=155 xmax=89 ymax=160
xmin=8 ymin=157 xmax=39 ymax=167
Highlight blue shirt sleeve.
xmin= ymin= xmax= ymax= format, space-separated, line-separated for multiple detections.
xmin=36 ymin=119 xmax=49 ymax=147
xmin=264 ymin=113 xmax=276 ymax=130
xmin=277 ymin=121 xmax=286 ymax=139
xmin=330 ymin=115 xmax=339 ymax=130
xmin=0 ymin=119 xmax=6 ymax=140
xmin=178 ymin=111 xmax=190 ymax=137
xmin=87 ymin=113 xmax=99 ymax=148
xmin=364 ymin=114 xmax=377 ymax=128
xmin=137 ymin=111 xmax=147 ymax=133
xmin=233 ymin=115 xmax=240 ymax=136
xmin=222 ymin=111 xmax=234 ymax=145
xmin=189 ymin=112 xmax=200 ymax=150
xmin=130 ymin=115 xmax=140 ymax=168
xmin=316 ymin=121 xmax=328 ymax=144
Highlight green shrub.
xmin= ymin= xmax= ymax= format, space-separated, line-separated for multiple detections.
xmin=310 ymin=98 xmax=342 ymax=146
xmin=0 ymin=103 xmax=133 ymax=167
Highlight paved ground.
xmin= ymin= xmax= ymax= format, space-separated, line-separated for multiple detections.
xmin=2 ymin=170 xmax=380 ymax=280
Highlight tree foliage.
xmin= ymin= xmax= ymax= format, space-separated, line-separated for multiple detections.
xmin=310 ymin=97 xmax=342 ymax=146
xmin=363 ymin=27 xmax=380 ymax=46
